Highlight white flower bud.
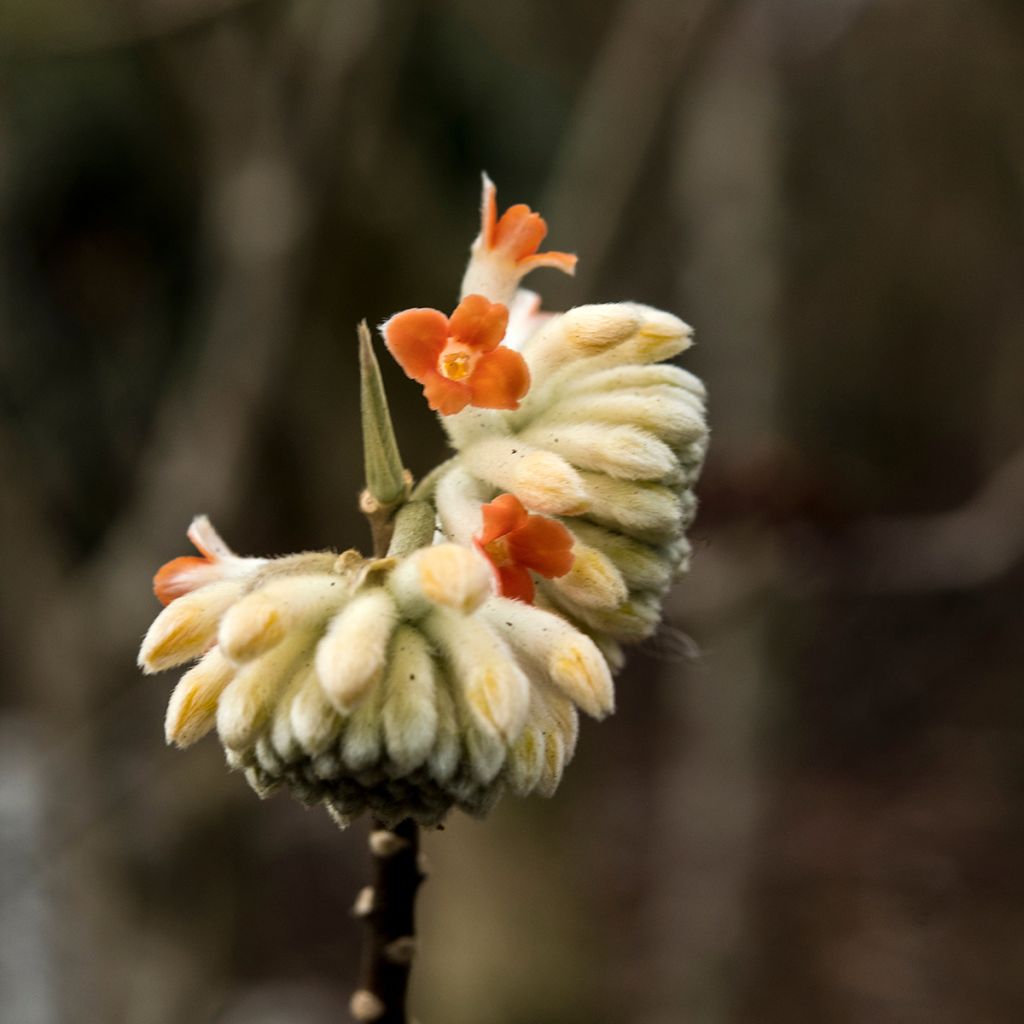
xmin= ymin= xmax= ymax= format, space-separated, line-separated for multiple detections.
xmin=389 ymin=544 xmax=492 ymax=618
xmin=382 ymin=626 xmax=439 ymax=774
xmin=481 ymin=598 xmax=613 ymax=719
xmin=534 ymin=391 xmax=706 ymax=448
xmin=562 ymin=362 xmax=706 ymax=401
xmin=164 ymin=647 xmax=236 ymax=747
xmin=216 ymin=632 xmax=312 ymax=750
xmin=289 ymin=672 xmax=343 ymax=756
xmin=315 ymin=589 xmax=397 ymax=713
xmin=579 ymin=472 xmax=682 ymax=540
xmin=139 ymin=580 xmax=242 ymax=673
xmin=427 ymin=677 xmax=461 ymax=784
xmin=506 ymin=724 xmax=544 ymax=796
xmin=218 ymin=574 xmax=347 ymax=663
xmin=547 ymin=542 xmax=627 ymax=610
xmin=423 ymin=608 xmax=529 ymax=741
xmin=460 ymin=438 xmax=589 ymax=516
xmin=520 ymin=422 xmax=678 ymax=482
xmin=566 ymin=519 xmax=675 ymax=592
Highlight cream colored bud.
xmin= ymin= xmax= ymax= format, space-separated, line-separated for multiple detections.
xmin=315 ymin=589 xmax=397 ymax=713
xmin=535 ymin=391 xmax=706 ymax=449
xmin=427 ymin=678 xmax=461 ymax=783
xmin=460 ymin=438 xmax=589 ymax=516
xmin=435 ymin=465 xmax=490 ymax=546
xmin=506 ymin=725 xmax=544 ymax=796
xmin=564 ymin=362 xmax=706 ymax=401
xmin=289 ymin=674 xmax=344 ymax=756
xmin=548 ymin=543 xmax=627 ymax=610
xmin=579 ymin=472 xmax=682 ymax=541
xmin=423 ymin=609 xmax=529 ymax=741
xmin=567 ymin=519 xmax=674 ymax=592
xmin=164 ymin=647 xmax=236 ymax=747
xmin=521 ymin=422 xmax=678 ymax=483
xmin=340 ymin=671 xmax=385 ymax=771
xmin=536 ymin=729 xmax=566 ymax=798
xmin=482 ymin=598 xmax=613 ymax=718
xmin=216 ymin=633 xmax=310 ymax=750
xmin=139 ymin=580 xmax=242 ymax=674
xmin=219 ymin=575 xmax=346 ymax=663
xmin=382 ymin=627 xmax=438 ymax=774
xmin=389 ymin=544 xmax=492 ymax=618
xmin=523 ymin=304 xmax=642 ymax=378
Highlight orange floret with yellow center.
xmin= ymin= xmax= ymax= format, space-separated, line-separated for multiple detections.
xmin=382 ymin=293 xmax=530 ymax=416
xmin=474 ymin=493 xmax=575 ymax=604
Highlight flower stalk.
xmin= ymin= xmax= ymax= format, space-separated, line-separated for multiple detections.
xmin=356 ymin=339 xmax=423 ymax=1024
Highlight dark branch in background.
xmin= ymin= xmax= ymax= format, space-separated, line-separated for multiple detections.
xmin=350 ymin=822 xmax=425 ymax=1024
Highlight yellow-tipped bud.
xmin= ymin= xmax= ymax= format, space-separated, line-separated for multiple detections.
xmin=216 ymin=633 xmax=310 ymax=750
xmin=139 ymin=581 xmax=242 ymax=674
xmin=315 ymin=589 xmax=397 ymax=713
xmin=389 ymin=543 xmax=492 ymax=618
xmin=164 ymin=647 xmax=236 ymax=747
xmin=382 ymin=627 xmax=439 ymax=774
xmin=423 ymin=608 xmax=529 ymax=741
xmin=548 ymin=543 xmax=627 ymax=610
xmin=461 ymin=438 xmax=589 ymax=516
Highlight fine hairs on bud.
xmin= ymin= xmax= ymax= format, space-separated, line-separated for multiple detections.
xmin=423 ymin=608 xmax=530 ymax=741
xmin=482 ymin=598 xmax=614 ymax=719
xmin=139 ymin=580 xmax=242 ymax=673
xmin=218 ymin=574 xmax=346 ymax=663
xmin=382 ymin=627 xmax=439 ymax=774
xmin=461 ymin=438 xmax=589 ymax=516
xmin=316 ymin=588 xmax=397 ymax=713
xmin=389 ymin=543 xmax=492 ymax=618
xmin=216 ymin=632 xmax=310 ymax=750
xmin=548 ymin=543 xmax=628 ymax=610
xmin=164 ymin=647 xmax=236 ymax=747
xmin=520 ymin=422 xmax=678 ymax=483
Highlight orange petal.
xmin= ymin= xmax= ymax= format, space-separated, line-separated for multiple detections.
xmin=517 ymin=251 xmax=578 ymax=276
xmin=468 ymin=347 xmax=530 ymax=410
xmin=421 ymin=370 xmax=471 ymax=415
xmin=496 ymin=564 xmax=535 ymax=603
xmin=494 ymin=205 xmax=548 ymax=261
xmin=154 ymin=556 xmax=217 ymax=605
xmin=508 ymin=516 xmax=575 ymax=579
xmin=449 ymin=294 xmax=508 ymax=352
xmin=480 ymin=173 xmax=497 ymax=249
xmin=479 ymin=493 xmax=529 ymax=546
xmin=382 ymin=308 xmax=449 ymax=380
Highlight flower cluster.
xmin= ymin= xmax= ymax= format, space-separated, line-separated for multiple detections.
xmin=139 ymin=175 xmax=706 ymax=826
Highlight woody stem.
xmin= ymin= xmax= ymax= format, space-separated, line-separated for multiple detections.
xmin=350 ymin=821 xmax=425 ymax=1023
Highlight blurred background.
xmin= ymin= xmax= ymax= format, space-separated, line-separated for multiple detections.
xmin=2 ymin=0 xmax=1023 ymax=1021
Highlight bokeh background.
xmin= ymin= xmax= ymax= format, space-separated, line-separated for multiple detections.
xmin=2 ymin=0 xmax=1023 ymax=1021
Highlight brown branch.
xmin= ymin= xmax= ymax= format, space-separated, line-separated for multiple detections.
xmin=350 ymin=821 xmax=425 ymax=1024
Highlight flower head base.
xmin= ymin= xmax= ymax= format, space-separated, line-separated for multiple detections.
xmin=461 ymin=174 xmax=576 ymax=307
xmin=382 ymin=294 xmax=529 ymax=415
xmin=475 ymin=494 xmax=574 ymax=603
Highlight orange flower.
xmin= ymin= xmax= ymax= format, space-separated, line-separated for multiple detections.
xmin=479 ymin=174 xmax=577 ymax=276
xmin=382 ymin=293 xmax=530 ymax=415
xmin=153 ymin=516 xmax=261 ymax=605
xmin=474 ymin=494 xmax=575 ymax=604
